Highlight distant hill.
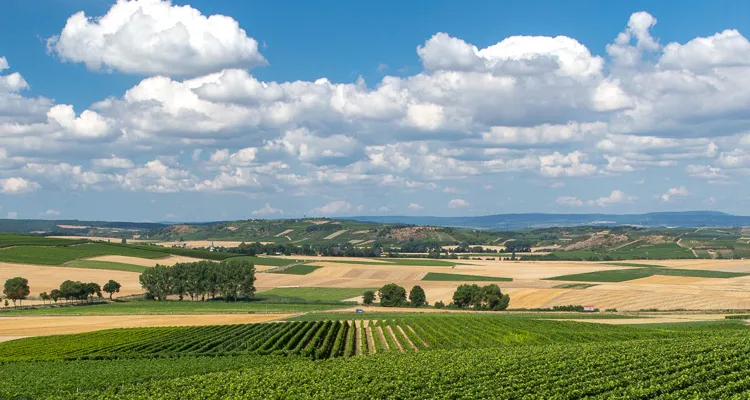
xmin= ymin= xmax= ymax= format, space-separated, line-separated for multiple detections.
xmin=0 ymin=219 xmax=167 ymax=236
xmin=344 ymin=211 xmax=750 ymax=229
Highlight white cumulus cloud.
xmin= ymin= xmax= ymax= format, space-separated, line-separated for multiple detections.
xmin=48 ymin=0 xmax=266 ymax=76
xmin=251 ymin=203 xmax=283 ymax=216
xmin=448 ymin=199 xmax=470 ymax=208
xmin=661 ymin=186 xmax=689 ymax=202
xmin=0 ymin=177 xmax=40 ymax=194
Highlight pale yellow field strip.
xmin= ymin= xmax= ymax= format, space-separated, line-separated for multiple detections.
xmin=0 ymin=263 xmax=143 ymax=296
xmin=324 ymin=230 xmax=348 ymax=240
xmin=0 ymin=313 xmax=291 ymax=340
xmin=274 ymin=229 xmax=294 ymax=237
xmin=86 ymin=255 xmax=204 ymax=267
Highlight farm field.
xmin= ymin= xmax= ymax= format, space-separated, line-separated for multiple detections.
xmin=0 ymin=313 xmax=289 ymax=341
xmin=1 ymin=316 xmax=749 ymax=398
xmin=0 ymin=262 xmax=143 ymax=297
xmin=3 ymin=300 xmax=347 ymax=316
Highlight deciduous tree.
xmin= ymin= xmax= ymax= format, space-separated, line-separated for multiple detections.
xmin=378 ymin=283 xmax=407 ymax=307
xmin=103 ymin=280 xmax=122 ymax=300
xmin=3 ymin=277 xmax=30 ymax=306
xmin=409 ymin=285 xmax=427 ymax=307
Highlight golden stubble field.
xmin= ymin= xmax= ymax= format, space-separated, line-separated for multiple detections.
xmin=0 ymin=313 xmax=291 ymax=342
xmin=4 ymin=256 xmax=750 ymax=311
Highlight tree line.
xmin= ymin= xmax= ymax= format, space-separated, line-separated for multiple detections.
xmin=2 ymin=277 xmax=121 ymax=307
xmin=362 ymin=282 xmax=510 ymax=311
xmin=139 ymin=259 xmax=255 ymax=301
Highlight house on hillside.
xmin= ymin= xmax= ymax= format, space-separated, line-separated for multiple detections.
xmin=583 ymin=305 xmax=596 ymax=312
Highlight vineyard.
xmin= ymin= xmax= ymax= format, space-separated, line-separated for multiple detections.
xmin=0 ymin=316 xmax=730 ymax=363
xmin=0 ymin=318 xmax=749 ymax=398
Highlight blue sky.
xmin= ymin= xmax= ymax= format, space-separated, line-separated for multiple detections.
xmin=0 ymin=0 xmax=749 ymax=221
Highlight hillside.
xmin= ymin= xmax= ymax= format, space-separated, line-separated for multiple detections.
xmin=141 ymin=219 xmax=501 ymax=247
xmin=346 ymin=211 xmax=750 ymax=229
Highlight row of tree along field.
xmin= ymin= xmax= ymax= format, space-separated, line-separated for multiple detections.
xmin=2 ymin=277 xmax=121 ymax=307
xmin=139 ymin=259 xmax=256 ymax=301
xmin=362 ymin=283 xmax=510 ymax=311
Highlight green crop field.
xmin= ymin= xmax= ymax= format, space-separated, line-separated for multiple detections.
xmin=421 ymin=272 xmax=512 ymax=282
xmin=0 ymin=233 xmax=87 ymax=248
xmin=546 ymin=266 xmax=750 ymax=282
xmin=260 ymin=287 xmax=375 ymax=302
xmin=0 ymin=243 xmax=168 ymax=265
xmin=270 ymin=264 xmax=322 ymax=275
xmin=1 ymin=300 xmax=346 ymax=315
xmin=1 ymin=317 xmax=748 ymax=398
xmin=286 ymin=311 xmax=642 ymax=321
xmin=64 ymin=260 xmax=148 ymax=273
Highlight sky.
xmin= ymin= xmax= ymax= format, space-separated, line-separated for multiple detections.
xmin=1 ymin=0 xmax=750 ymax=222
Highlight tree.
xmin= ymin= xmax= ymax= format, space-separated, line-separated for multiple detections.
xmin=452 ymin=284 xmax=481 ymax=308
xmin=409 ymin=285 xmax=427 ymax=307
xmin=103 ymin=280 xmax=122 ymax=300
xmin=451 ymin=283 xmax=510 ymax=311
xmin=434 ymin=300 xmax=445 ymax=309
xmin=362 ymin=290 xmax=375 ymax=305
xmin=139 ymin=265 xmax=173 ymax=301
xmin=39 ymin=292 xmax=49 ymax=305
xmin=378 ymin=283 xmax=407 ymax=307
xmin=3 ymin=277 xmax=30 ymax=306
xmin=482 ymin=284 xmax=510 ymax=311
xmin=84 ymin=282 xmax=101 ymax=302
xmin=50 ymin=289 xmax=62 ymax=303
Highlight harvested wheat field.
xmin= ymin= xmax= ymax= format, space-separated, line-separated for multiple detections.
xmin=252 ymin=257 xmax=750 ymax=310
xmin=86 ymin=255 xmax=204 ymax=267
xmin=0 ymin=313 xmax=291 ymax=341
xmin=0 ymin=263 xmax=142 ymax=297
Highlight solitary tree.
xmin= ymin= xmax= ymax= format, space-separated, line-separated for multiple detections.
xmin=103 ymin=280 xmax=122 ymax=300
xmin=409 ymin=285 xmax=427 ymax=307
xmin=378 ymin=283 xmax=407 ymax=307
xmin=362 ymin=290 xmax=375 ymax=305
xmin=3 ymin=277 xmax=30 ymax=307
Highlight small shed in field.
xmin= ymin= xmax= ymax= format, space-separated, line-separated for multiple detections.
xmin=583 ymin=305 xmax=596 ymax=312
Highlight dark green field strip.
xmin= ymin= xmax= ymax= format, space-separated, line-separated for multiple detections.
xmin=260 ymin=287 xmax=376 ymax=302
xmin=422 ymin=272 xmax=512 ymax=282
xmin=270 ymin=264 xmax=322 ymax=275
xmin=286 ymin=312 xmax=642 ymax=321
xmin=0 ymin=243 xmax=169 ymax=265
xmin=546 ymin=266 xmax=750 ymax=282
xmin=2 ymin=300 xmax=347 ymax=316
xmin=552 ymin=283 xmax=599 ymax=289
xmin=0 ymin=233 xmax=88 ymax=248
